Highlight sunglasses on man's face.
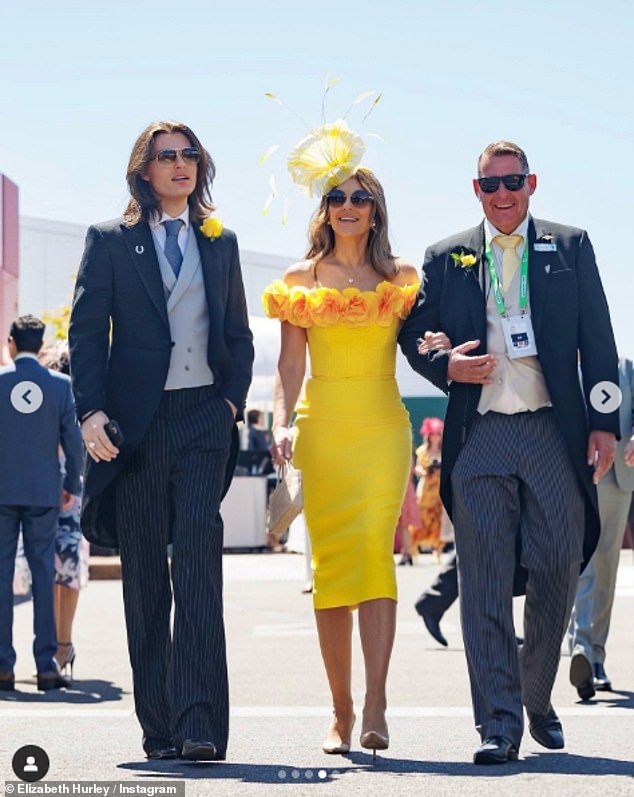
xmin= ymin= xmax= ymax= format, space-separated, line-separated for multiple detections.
xmin=476 ymin=173 xmax=528 ymax=193
xmin=325 ymin=189 xmax=375 ymax=207
xmin=149 ymin=147 xmax=201 ymax=166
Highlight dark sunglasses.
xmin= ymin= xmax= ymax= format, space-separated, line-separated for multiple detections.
xmin=476 ymin=173 xmax=528 ymax=193
xmin=325 ymin=189 xmax=375 ymax=207
xmin=149 ymin=147 xmax=201 ymax=166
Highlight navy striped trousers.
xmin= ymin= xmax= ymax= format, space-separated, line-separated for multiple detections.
xmin=452 ymin=408 xmax=584 ymax=747
xmin=116 ymin=385 xmax=234 ymax=754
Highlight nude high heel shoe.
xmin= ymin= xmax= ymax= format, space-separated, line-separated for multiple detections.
xmin=322 ymin=713 xmax=355 ymax=754
xmin=360 ymin=729 xmax=389 ymax=761
xmin=360 ymin=709 xmax=389 ymax=761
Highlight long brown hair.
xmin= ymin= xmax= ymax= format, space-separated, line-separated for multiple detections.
xmin=304 ymin=167 xmax=398 ymax=279
xmin=123 ymin=121 xmax=216 ymax=225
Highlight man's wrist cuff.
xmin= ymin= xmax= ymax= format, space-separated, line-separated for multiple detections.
xmin=80 ymin=409 xmax=102 ymax=423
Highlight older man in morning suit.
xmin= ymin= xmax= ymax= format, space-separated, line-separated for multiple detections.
xmin=400 ymin=141 xmax=619 ymax=764
xmin=69 ymin=121 xmax=254 ymax=761
xmin=568 ymin=356 xmax=634 ymax=699
xmin=0 ymin=315 xmax=82 ymax=692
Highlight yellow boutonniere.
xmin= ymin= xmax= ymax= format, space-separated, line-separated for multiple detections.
xmin=451 ymin=249 xmax=477 ymax=269
xmin=200 ymin=217 xmax=223 ymax=240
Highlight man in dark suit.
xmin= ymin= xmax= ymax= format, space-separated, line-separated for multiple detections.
xmin=568 ymin=357 xmax=634 ymax=698
xmin=69 ymin=121 xmax=254 ymax=761
xmin=400 ymin=141 xmax=619 ymax=764
xmin=0 ymin=315 xmax=82 ymax=691
xmin=246 ymin=409 xmax=270 ymax=452
xmin=414 ymin=550 xmax=457 ymax=647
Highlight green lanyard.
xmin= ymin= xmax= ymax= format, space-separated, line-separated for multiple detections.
xmin=484 ymin=240 xmax=529 ymax=316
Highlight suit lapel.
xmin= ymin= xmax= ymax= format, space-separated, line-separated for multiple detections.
xmin=121 ymin=222 xmax=170 ymax=331
xmin=527 ymin=218 xmax=551 ymax=339
xmin=462 ymin=223 xmax=487 ymax=337
xmin=194 ymin=225 xmax=223 ymax=312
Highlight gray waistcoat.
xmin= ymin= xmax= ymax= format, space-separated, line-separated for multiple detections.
xmin=154 ymin=230 xmax=214 ymax=390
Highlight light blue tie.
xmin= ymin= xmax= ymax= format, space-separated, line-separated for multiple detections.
xmin=163 ymin=219 xmax=184 ymax=278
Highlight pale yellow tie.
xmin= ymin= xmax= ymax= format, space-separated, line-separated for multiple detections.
xmin=494 ymin=234 xmax=523 ymax=293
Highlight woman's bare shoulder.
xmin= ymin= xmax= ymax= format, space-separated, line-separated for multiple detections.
xmin=283 ymin=259 xmax=315 ymax=288
xmin=393 ymin=259 xmax=421 ymax=285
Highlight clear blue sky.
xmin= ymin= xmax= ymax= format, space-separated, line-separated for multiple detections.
xmin=2 ymin=1 xmax=632 ymax=355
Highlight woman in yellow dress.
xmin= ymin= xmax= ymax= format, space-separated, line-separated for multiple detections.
xmin=265 ymin=164 xmax=421 ymax=758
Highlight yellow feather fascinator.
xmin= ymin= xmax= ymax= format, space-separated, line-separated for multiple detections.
xmin=261 ymin=75 xmax=383 ymax=220
xmin=287 ymin=119 xmax=365 ymax=198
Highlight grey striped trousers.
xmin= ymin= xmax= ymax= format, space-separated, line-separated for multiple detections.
xmin=452 ymin=408 xmax=584 ymax=747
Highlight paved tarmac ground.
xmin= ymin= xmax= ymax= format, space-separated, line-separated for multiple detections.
xmin=1 ymin=549 xmax=633 ymax=797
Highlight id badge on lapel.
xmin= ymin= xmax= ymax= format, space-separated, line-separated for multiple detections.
xmin=500 ymin=313 xmax=538 ymax=359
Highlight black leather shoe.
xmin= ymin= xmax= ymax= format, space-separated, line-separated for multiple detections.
xmin=528 ymin=706 xmax=564 ymax=749
xmin=473 ymin=736 xmax=518 ymax=765
xmin=593 ymin=662 xmax=612 ymax=691
xmin=570 ymin=651 xmax=595 ymax=700
xmin=180 ymin=739 xmax=219 ymax=761
xmin=37 ymin=665 xmax=71 ymax=691
xmin=420 ymin=611 xmax=448 ymax=647
xmin=0 ymin=671 xmax=15 ymax=691
xmin=143 ymin=737 xmax=177 ymax=760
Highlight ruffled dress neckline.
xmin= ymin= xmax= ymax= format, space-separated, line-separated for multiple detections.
xmin=262 ymin=279 xmax=419 ymax=329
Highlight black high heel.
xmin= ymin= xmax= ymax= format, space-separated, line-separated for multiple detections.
xmin=56 ymin=642 xmax=76 ymax=679
xmin=397 ymin=553 xmax=413 ymax=566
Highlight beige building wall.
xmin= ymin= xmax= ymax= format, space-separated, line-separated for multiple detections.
xmin=18 ymin=216 xmax=293 ymax=322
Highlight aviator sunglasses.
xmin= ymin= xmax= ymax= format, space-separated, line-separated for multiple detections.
xmin=149 ymin=147 xmax=201 ymax=166
xmin=476 ymin=173 xmax=529 ymax=193
xmin=325 ymin=189 xmax=375 ymax=207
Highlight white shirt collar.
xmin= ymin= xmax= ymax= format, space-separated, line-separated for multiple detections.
xmin=485 ymin=214 xmax=530 ymax=248
xmin=148 ymin=206 xmax=191 ymax=232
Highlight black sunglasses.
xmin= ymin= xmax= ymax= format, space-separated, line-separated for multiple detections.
xmin=325 ymin=189 xmax=375 ymax=207
xmin=149 ymin=147 xmax=201 ymax=166
xmin=476 ymin=173 xmax=528 ymax=193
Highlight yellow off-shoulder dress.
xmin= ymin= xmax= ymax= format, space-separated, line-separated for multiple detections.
xmin=263 ymin=280 xmax=419 ymax=609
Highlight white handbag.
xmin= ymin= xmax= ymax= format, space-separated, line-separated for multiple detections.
xmin=268 ymin=462 xmax=303 ymax=538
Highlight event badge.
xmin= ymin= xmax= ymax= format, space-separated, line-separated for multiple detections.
xmin=500 ymin=314 xmax=538 ymax=359
xmin=485 ymin=239 xmax=536 ymax=359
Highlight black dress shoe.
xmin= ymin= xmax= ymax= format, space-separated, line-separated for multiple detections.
xmin=528 ymin=706 xmax=564 ymax=749
xmin=570 ymin=651 xmax=595 ymax=700
xmin=146 ymin=745 xmax=178 ymax=760
xmin=37 ymin=666 xmax=71 ymax=691
xmin=593 ymin=662 xmax=612 ymax=691
xmin=143 ymin=737 xmax=177 ymax=760
xmin=0 ymin=671 xmax=15 ymax=691
xmin=473 ymin=736 xmax=518 ymax=765
xmin=420 ymin=611 xmax=448 ymax=647
xmin=180 ymin=739 xmax=219 ymax=761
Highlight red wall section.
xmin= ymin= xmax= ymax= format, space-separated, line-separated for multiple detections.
xmin=0 ymin=173 xmax=19 ymax=362
xmin=2 ymin=175 xmax=19 ymax=278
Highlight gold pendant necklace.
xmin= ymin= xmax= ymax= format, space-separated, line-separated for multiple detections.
xmin=343 ymin=262 xmax=367 ymax=284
